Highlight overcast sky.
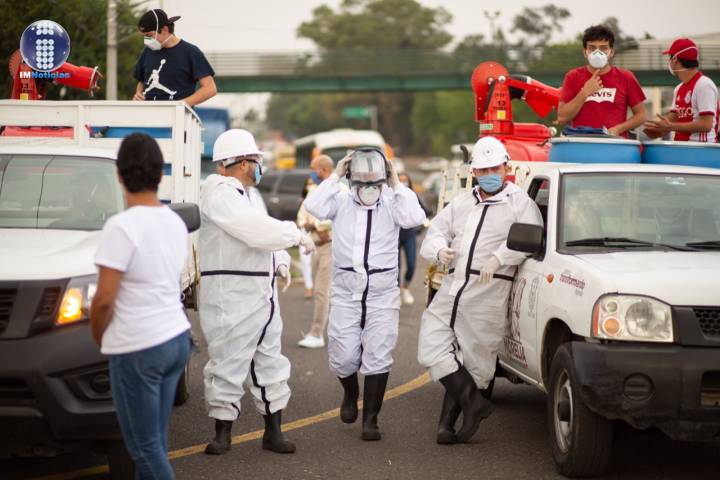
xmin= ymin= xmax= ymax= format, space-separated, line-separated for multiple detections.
xmin=149 ymin=0 xmax=720 ymax=52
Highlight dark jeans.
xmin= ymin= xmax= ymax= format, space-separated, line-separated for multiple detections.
xmin=398 ymin=230 xmax=417 ymax=285
xmin=109 ymin=330 xmax=191 ymax=480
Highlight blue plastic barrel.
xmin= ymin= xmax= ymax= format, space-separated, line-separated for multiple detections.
xmin=642 ymin=141 xmax=720 ymax=168
xmin=549 ymin=137 xmax=642 ymax=163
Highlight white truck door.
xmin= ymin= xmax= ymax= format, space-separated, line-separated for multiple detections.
xmin=502 ymin=176 xmax=550 ymax=381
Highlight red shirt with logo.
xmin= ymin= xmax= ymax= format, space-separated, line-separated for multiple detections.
xmin=670 ymin=71 xmax=719 ymax=143
xmin=561 ymin=66 xmax=646 ymax=134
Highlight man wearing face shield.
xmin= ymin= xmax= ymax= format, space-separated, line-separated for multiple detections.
xmin=198 ymin=129 xmax=316 ymax=455
xmin=133 ymin=9 xmax=217 ymax=106
xmin=417 ymin=136 xmax=543 ymax=445
xmin=558 ymin=24 xmax=646 ymax=137
xmin=303 ymin=148 xmax=426 ymax=441
xmin=644 ymin=38 xmax=719 ymax=143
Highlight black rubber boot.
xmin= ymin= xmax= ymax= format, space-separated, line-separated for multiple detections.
xmin=339 ymin=373 xmax=360 ymax=423
xmin=262 ymin=410 xmax=296 ymax=454
xmin=439 ymin=366 xmax=494 ymax=443
xmin=204 ymin=419 xmax=233 ymax=455
xmin=361 ymin=373 xmax=389 ymax=441
xmin=436 ymin=391 xmax=462 ymax=445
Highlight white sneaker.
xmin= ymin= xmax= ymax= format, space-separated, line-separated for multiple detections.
xmin=402 ymin=288 xmax=415 ymax=305
xmin=298 ymin=334 xmax=325 ymax=348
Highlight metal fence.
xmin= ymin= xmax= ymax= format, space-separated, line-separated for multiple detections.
xmin=205 ymin=46 xmax=720 ymax=78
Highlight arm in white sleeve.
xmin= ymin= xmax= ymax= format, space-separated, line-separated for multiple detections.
xmin=390 ymin=186 xmax=427 ymax=229
xmin=493 ymin=195 xmax=544 ymax=266
xmin=304 ymin=174 xmax=342 ymax=221
xmin=273 ymin=249 xmax=292 ymax=270
xmin=420 ymin=202 xmax=455 ymax=262
xmin=207 ymin=186 xmax=301 ymax=251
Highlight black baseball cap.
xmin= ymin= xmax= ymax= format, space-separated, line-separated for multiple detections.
xmin=138 ymin=9 xmax=181 ymax=33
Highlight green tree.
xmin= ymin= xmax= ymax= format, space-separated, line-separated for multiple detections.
xmin=0 ymin=0 xmax=143 ymax=100
xmin=511 ymin=4 xmax=571 ymax=47
xmin=266 ymin=0 xmax=453 ymax=151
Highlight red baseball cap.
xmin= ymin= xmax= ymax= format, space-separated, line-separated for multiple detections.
xmin=663 ymin=38 xmax=699 ymax=60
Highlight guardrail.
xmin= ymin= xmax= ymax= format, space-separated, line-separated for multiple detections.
xmin=205 ymin=46 xmax=720 ymax=77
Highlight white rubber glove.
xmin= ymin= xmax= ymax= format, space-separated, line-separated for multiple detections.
xmin=298 ymin=232 xmax=316 ymax=255
xmin=276 ymin=264 xmax=291 ymax=292
xmin=479 ymin=255 xmax=501 ymax=284
xmin=437 ymin=247 xmax=456 ymax=266
xmin=387 ymin=159 xmax=401 ymax=189
xmin=334 ymin=153 xmax=352 ymax=178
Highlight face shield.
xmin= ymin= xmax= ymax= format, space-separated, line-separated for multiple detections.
xmin=348 ymin=149 xmax=388 ymax=206
xmin=348 ymin=149 xmax=388 ymax=187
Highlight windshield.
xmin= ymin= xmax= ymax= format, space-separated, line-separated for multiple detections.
xmin=560 ymin=173 xmax=720 ymax=251
xmin=0 ymin=154 xmax=124 ymax=230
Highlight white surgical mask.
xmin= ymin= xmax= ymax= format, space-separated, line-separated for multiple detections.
xmin=357 ymin=185 xmax=381 ymax=206
xmin=587 ymin=50 xmax=609 ymax=69
xmin=144 ymin=35 xmax=163 ymax=51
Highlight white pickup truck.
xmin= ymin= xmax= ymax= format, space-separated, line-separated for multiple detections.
xmin=428 ymin=160 xmax=720 ymax=478
xmin=0 ymin=100 xmax=202 ymax=477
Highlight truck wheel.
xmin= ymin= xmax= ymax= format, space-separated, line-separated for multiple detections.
xmin=174 ymin=361 xmax=190 ymax=406
xmin=106 ymin=440 xmax=135 ymax=480
xmin=548 ymin=344 xmax=613 ymax=478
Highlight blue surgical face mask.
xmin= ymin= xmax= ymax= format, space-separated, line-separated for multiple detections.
xmin=310 ymin=171 xmax=320 ymax=185
xmin=254 ymin=164 xmax=263 ymax=185
xmin=477 ymin=173 xmax=503 ymax=193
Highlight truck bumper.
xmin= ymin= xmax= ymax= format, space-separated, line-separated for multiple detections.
xmin=0 ymin=323 xmax=120 ymax=455
xmin=571 ymin=341 xmax=720 ymax=441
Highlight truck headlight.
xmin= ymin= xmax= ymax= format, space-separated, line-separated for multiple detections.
xmin=592 ymin=295 xmax=673 ymax=343
xmin=56 ymin=275 xmax=97 ymax=326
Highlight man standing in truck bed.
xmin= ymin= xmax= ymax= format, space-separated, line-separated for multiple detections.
xmin=558 ymin=24 xmax=646 ymax=137
xmin=133 ymin=8 xmax=216 ymax=107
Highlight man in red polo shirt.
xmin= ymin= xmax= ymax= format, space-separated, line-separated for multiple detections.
xmin=558 ymin=25 xmax=647 ymax=137
xmin=645 ymin=38 xmax=719 ymax=143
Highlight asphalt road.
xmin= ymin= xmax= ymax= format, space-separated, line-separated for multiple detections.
xmin=4 ymin=256 xmax=720 ymax=480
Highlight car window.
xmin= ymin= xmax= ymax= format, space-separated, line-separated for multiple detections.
xmin=277 ymin=173 xmax=310 ymax=195
xmin=560 ymin=173 xmax=720 ymax=248
xmin=257 ymin=173 xmax=279 ymax=194
xmin=0 ymin=155 xmax=123 ymax=230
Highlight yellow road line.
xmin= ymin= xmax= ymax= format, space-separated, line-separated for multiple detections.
xmin=33 ymin=372 xmax=431 ymax=480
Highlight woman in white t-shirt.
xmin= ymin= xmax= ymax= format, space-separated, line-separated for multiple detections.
xmin=90 ymin=133 xmax=191 ymax=480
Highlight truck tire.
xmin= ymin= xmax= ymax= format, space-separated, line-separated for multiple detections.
xmin=548 ymin=344 xmax=613 ymax=478
xmin=106 ymin=440 xmax=135 ymax=480
xmin=174 ymin=361 xmax=190 ymax=406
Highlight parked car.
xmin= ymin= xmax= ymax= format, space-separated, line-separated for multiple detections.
xmin=427 ymin=160 xmax=720 ymax=478
xmin=0 ymin=101 xmax=202 ymax=479
xmin=258 ymin=169 xmax=313 ymax=221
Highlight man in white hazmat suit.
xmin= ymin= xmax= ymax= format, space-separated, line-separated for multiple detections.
xmin=304 ymin=148 xmax=426 ymax=441
xmin=199 ymin=129 xmax=316 ymax=455
xmin=418 ymin=136 xmax=543 ymax=444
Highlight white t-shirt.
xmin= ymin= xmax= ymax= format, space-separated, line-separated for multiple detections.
xmin=95 ymin=205 xmax=190 ymax=354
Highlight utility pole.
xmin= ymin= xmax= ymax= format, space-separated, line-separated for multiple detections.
xmin=106 ymin=0 xmax=118 ymax=100
xmin=483 ymin=10 xmax=501 ymax=42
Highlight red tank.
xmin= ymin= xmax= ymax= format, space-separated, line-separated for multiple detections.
xmin=470 ymin=61 xmax=560 ymax=161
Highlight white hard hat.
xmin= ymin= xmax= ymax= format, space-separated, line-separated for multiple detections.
xmin=212 ymin=129 xmax=263 ymax=163
xmin=470 ymin=136 xmax=509 ymax=169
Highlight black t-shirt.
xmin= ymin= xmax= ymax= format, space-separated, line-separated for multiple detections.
xmin=133 ymin=39 xmax=215 ymax=101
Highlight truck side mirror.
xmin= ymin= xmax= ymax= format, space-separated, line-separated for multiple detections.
xmin=507 ymin=222 xmax=544 ymax=255
xmin=169 ymin=203 xmax=201 ymax=233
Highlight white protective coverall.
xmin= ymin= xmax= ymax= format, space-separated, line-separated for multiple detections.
xmin=304 ymin=174 xmax=426 ymax=378
xmin=199 ymin=174 xmax=299 ymax=421
xmin=418 ymin=182 xmax=543 ymax=389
